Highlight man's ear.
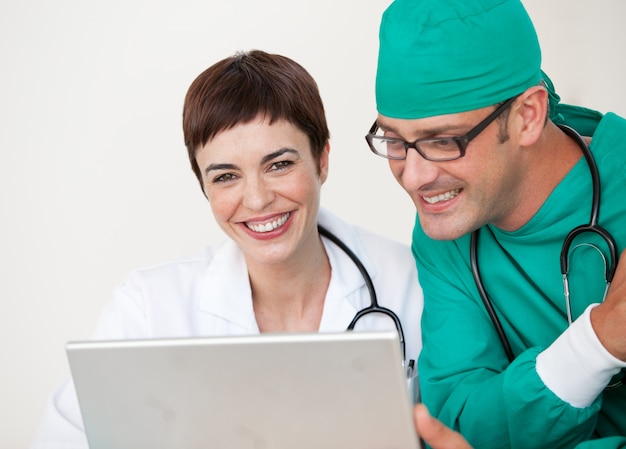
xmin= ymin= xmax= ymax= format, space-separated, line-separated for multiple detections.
xmin=515 ymin=85 xmax=549 ymax=147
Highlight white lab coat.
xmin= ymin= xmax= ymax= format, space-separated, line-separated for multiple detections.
xmin=31 ymin=208 xmax=423 ymax=448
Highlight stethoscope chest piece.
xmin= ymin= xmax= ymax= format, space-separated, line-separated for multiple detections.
xmin=471 ymin=125 xmax=621 ymax=390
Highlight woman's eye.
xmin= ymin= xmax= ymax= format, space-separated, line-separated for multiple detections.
xmin=213 ymin=173 xmax=237 ymax=184
xmin=269 ymin=160 xmax=293 ymax=171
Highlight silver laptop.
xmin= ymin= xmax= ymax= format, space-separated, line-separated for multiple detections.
xmin=66 ymin=331 xmax=420 ymax=449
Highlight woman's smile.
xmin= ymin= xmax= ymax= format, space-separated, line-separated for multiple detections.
xmin=245 ymin=212 xmax=291 ymax=233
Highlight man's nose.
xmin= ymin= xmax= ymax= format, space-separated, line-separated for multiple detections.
xmin=397 ymin=147 xmax=439 ymax=192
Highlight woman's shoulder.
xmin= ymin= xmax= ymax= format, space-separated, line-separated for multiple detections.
xmin=121 ymin=240 xmax=234 ymax=285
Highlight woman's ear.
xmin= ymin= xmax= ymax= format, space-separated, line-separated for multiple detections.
xmin=319 ymin=141 xmax=330 ymax=184
xmin=195 ymin=164 xmax=210 ymax=201
xmin=515 ymin=85 xmax=549 ymax=147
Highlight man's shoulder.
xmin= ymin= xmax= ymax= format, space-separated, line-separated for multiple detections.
xmin=596 ymin=111 xmax=626 ymax=135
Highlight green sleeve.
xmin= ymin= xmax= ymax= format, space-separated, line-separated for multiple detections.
xmin=574 ymin=437 xmax=626 ymax=449
xmin=415 ymin=111 xmax=626 ymax=447
xmin=415 ymin=238 xmax=601 ymax=448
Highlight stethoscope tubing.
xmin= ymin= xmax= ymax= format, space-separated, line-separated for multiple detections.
xmin=471 ymin=125 xmax=621 ymax=386
xmin=558 ymin=125 xmax=619 ymax=284
xmin=317 ymin=225 xmax=407 ymax=363
xmin=470 ymin=228 xmax=515 ymax=362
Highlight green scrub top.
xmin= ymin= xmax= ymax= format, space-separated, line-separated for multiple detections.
xmin=414 ymin=107 xmax=626 ymax=448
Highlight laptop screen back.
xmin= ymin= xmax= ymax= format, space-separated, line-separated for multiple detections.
xmin=66 ymin=331 xmax=420 ymax=449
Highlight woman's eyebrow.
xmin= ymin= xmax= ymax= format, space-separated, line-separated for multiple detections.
xmin=203 ymin=148 xmax=299 ymax=175
xmin=204 ymin=163 xmax=237 ymax=175
xmin=260 ymin=148 xmax=298 ymax=164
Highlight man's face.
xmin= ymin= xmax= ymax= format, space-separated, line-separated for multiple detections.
xmin=378 ymin=104 xmax=525 ymax=240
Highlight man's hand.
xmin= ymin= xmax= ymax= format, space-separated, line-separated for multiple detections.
xmin=414 ymin=404 xmax=472 ymax=449
xmin=590 ymin=249 xmax=626 ymax=361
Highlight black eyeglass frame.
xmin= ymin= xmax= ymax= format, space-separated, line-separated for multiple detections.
xmin=365 ymin=96 xmax=517 ymax=161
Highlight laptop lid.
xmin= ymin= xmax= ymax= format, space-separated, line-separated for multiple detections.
xmin=66 ymin=331 xmax=420 ymax=449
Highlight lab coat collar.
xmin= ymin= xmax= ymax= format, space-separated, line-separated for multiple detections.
xmin=197 ymin=239 xmax=258 ymax=331
xmin=197 ymin=208 xmax=376 ymax=331
xmin=317 ymin=208 xmax=377 ymax=300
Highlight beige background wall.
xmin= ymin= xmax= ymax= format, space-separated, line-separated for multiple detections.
xmin=1 ymin=1 xmax=624 ymax=446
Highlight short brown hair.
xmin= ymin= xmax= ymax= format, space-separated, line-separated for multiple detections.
xmin=182 ymin=50 xmax=330 ymax=187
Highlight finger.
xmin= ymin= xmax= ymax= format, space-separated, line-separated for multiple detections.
xmin=414 ymin=404 xmax=472 ymax=449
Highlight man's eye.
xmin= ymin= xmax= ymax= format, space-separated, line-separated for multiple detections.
xmin=431 ymin=138 xmax=457 ymax=149
xmin=385 ymin=139 xmax=404 ymax=149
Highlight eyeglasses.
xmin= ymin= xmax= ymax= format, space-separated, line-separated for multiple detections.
xmin=365 ymin=96 xmax=517 ymax=162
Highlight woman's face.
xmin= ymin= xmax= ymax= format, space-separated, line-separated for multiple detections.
xmin=195 ymin=115 xmax=329 ymax=267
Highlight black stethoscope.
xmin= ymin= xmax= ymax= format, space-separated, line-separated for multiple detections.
xmin=471 ymin=124 xmax=623 ymax=387
xmin=317 ymin=225 xmax=414 ymax=375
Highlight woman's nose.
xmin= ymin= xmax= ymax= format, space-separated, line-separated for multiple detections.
xmin=242 ymin=177 xmax=274 ymax=211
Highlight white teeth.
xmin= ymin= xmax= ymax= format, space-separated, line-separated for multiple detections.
xmin=246 ymin=213 xmax=290 ymax=233
xmin=423 ymin=189 xmax=461 ymax=204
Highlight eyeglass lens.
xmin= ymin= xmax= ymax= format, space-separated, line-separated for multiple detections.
xmin=366 ymin=96 xmax=516 ymax=161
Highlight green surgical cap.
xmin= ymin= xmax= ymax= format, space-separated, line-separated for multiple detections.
xmin=376 ymin=0 xmax=542 ymax=119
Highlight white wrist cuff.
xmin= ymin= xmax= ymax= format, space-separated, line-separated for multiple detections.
xmin=536 ymin=304 xmax=626 ymax=408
